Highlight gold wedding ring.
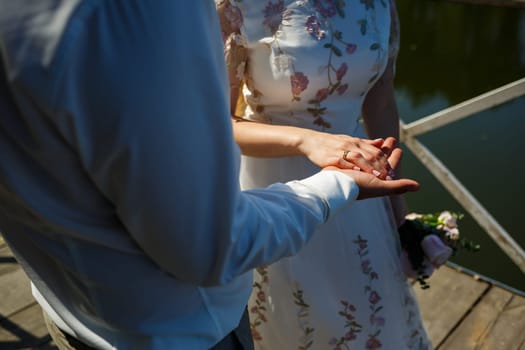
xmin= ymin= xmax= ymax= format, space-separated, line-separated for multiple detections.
xmin=342 ymin=150 xmax=350 ymax=160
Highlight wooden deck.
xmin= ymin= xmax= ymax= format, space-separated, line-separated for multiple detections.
xmin=1 ymin=234 xmax=524 ymax=350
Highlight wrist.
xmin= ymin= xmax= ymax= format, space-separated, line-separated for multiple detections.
xmin=295 ymin=128 xmax=317 ymax=157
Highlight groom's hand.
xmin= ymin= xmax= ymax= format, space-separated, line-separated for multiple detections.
xmin=337 ymin=168 xmax=419 ymax=199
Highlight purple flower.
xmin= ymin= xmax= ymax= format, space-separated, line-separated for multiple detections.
xmin=366 ymin=336 xmax=382 ymax=350
xmin=370 ymin=314 xmax=385 ymax=327
xmin=369 ymin=291 xmax=381 ymax=305
xmin=337 ymin=84 xmax=348 ymax=95
xmin=361 ymin=259 xmax=371 ymax=273
xmin=263 ymin=0 xmax=286 ymax=33
xmin=316 ymin=88 xmax=330 ymax=102
xmin=336 ymin=62 xmax=348 ymax=81
xmin=344 ymin=331 xmax=357 ymax=341
xmin=346 ymin=44 xmax=357 ymax=54
xmin=421 ymin=234 xmax=453 ymax=267
xmin=290 ymin=72 xmax=309 ymax=96
xmin=305 ymin=15 xmax=326 ymax=40
xmin=314 ymin=0 xmax=337 ymax=18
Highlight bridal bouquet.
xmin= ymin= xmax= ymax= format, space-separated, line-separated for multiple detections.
xmin=398 ymin=211 xmax=480 ymax=289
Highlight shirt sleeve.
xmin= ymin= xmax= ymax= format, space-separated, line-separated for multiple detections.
xmin=49 ymin=1 xmax=359 ymax=286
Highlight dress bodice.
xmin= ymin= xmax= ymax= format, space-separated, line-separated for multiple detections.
xmin=218 ymin=0 xmax=399 ymax=133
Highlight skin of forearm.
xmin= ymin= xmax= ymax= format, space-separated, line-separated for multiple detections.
xmin=232 ymin=119 xmax=310 ymax=158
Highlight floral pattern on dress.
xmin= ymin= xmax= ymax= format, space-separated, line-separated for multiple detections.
xmin=402 ymin=289 xmax=432 ymax=350
xmin=250 ymin=267 xmax=270 ymax=342
xmin=299 ymin=0 xmax=390 ymax=128
xmin=217 ymin=0 xmax=400 ymax=128
xmin=329 ymin=300 xmax=362 ymax=349
xmin=293 ymin=284 xmax=315 ymax=350
xmin=263 ymin=0 xmax=289 ymax=34
xmin=355 ymin=235 xmax=385 ymax=349
xmin=326 ymin=235 xmax=387 ymax=350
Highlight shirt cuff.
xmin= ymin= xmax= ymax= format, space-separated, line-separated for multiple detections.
xmin=290 ymin=170 xmax=359 ymax=222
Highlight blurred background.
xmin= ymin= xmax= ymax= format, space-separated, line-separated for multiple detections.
xmin=394 ymin=0 xmax=525 ymax=290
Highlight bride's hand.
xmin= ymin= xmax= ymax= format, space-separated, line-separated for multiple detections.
xmin=324 ymin=147 xmax=419 ymax=199
xmin=298 ymin=129 xmax=396 ymax=180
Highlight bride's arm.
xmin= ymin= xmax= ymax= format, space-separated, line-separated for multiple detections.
xmin=233 ymin=117 xmax=396 ymax=178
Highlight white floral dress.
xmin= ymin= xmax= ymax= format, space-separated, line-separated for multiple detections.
xmin=217 ymin=1 xmax=432 ymax=349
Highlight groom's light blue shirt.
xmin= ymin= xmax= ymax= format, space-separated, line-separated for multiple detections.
xmin=0 ymin=1 xmax=358 ymax=349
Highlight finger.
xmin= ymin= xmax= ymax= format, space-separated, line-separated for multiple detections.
xmin=382 ymin=178 xmax=420 ymax=194
xmin=387 ymin=148 xmax=403 ymax=171
xmin=363 ymin=138 xmax=384 ymax=147
xmin=342 ymin=150 xmax=379 ymax=176
xmin=357 ymin=178 xmax=420 ymax=200
xmin=337 ymin=157 xmax=363 ymax=171
xmin=360 ymin=151 xmax=391 ymax=180
xmin=380 ymin=137 xmax=397 ymax=156
xmin=345 ymin=146 xmax=392 ymax=179
xmin=331 ymin=168 xmax=419 ymax=199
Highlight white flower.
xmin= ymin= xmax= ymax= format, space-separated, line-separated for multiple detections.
xmin=445 ymin=227 xmax=460 ymax=240
xmin=421 ymin=234 xmax=453 ymax=267
xmin=438 ymin=211 xmax=457 ymax=228
xmin=438 ymin=210 xmax=452 ymax=221
xmin=405 ymin=213 xmax=423 ymax=221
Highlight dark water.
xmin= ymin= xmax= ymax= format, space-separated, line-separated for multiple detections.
xmin=394 ymin=0 xmax=525 ymax=290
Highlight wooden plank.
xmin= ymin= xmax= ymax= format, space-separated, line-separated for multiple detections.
xmin=477 ymin=293 xmax=525 ymax=350
xmin=0 ymin=268 xmax=36 ymax=317
xmin=439 ymin=286 xmax=512 ymax=349
xmin=0 ymin=244 xmax=19 ymax=276
xmin=0 ymin=303 xmax=52 ymax=349
xmin=414 ymin=265 xmax=490 ymax=346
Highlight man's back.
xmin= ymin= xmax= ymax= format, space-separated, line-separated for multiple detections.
xmin=0 ymin=2 xmax=254 ymax=348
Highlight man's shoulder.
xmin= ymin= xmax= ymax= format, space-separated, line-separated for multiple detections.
xmin=0 ymin=1 xmax=86 ymax=71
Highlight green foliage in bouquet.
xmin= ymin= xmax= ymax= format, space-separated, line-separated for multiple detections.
xmin=398 ymin=211 xmax=480 ymax=289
